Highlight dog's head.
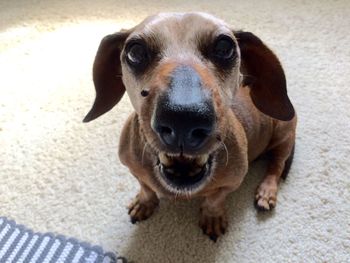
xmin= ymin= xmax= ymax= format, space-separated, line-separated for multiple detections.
xmin=84 ymin=12 xmax=294 ymax=194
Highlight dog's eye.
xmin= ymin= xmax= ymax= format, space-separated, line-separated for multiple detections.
xmin=126 ymin=42 xmax=149 ymax=69
xmin=212 ymin=35 xmax=236 ymax=61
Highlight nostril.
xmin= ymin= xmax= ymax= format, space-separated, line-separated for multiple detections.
xmin=191 ymin=128 xmax=210 ymax=140
xmin=159 ymin=126 xmax=173 ymax=135
xmin=156 ymin=125 xmax=177 ymax=146
xmin=188 ymin=128 xmax=212 ymax=148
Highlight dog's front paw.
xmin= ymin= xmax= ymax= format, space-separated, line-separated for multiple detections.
xmin=128 ymin=195 xmax=159 ymax=224
xmin=199 ymin=209 xmax=228 ymax=242
xmin=255 ymin=180 xmax=278 ymax=211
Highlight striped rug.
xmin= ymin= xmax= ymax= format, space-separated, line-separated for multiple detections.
xmin=0 ymin=217 xmax=127 ymax=263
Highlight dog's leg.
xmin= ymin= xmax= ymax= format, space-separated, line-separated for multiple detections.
xmin=128 ymin=181 xmax=159 ymax=223
xmin=255 ymin=135 xmax=295 ymax=211
xmin=199 ymin=187 xmax=232 ymax=241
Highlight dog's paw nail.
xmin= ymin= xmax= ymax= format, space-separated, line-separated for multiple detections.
xmin=209 ymin=234 xmax=218 ymax=242
xmin=255 ymin=182 xmax=278 ymax=212
xmin=255 ymin=198 xmax=273 ymax=212
xmin=128 ymin=195 xmax=159 ymax=223
xmin=200 ymin=212 xmax=227 ymax=241
xmin=255 ymin=203 xmax=269 ymax=212
xmin=257 ymin=206 xmax=269 ymax=212
xmin=268 ymin=200 xmax=276 ymax=209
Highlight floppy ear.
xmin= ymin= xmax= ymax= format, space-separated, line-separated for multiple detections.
xmin=83 ymin=31 xmax=129 ymax=122
xmin=234 ymin=31 xmax=295 ymax=121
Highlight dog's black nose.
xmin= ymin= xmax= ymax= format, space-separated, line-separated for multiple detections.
xmin=154 ymin=100 xmax=215 ymax=151
xmin=152 ymin=66 xmax=215 ymax=152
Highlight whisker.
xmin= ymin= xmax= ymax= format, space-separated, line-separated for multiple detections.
xmin=147 ymin=138 xmax=160 ymax=153
xmin=175 ymin=191 xmax=180 ymax=203
xmin=186 ymin=190 xmax=191 ymax=201
xmin=221 ymin=141 xmax=229 ymax=167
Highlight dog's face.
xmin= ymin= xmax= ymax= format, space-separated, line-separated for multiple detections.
xmin=122 ymin=13 xmax=240 ymax=193
xmin=84 ymin=12 xmax=294 ymax=195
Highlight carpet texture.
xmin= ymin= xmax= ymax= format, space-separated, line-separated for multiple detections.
xmin=0 ymin=0 xmax=349 ymax=262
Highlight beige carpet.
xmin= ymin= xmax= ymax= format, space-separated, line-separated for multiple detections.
xmin=1 ymin=0 xmax=349 ymax=262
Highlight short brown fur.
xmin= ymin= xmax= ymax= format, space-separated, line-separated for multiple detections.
xmin=84 ymin=12 xmax=297 ymax=241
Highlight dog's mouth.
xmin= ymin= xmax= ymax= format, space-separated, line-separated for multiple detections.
xmin=156 ymin=152 xmax=214 ymax=192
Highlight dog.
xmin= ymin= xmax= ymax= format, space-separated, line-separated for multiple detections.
xmin=83 ymin=12 xmax=297 ymax=241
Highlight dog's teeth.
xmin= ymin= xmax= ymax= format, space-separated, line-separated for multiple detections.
xmin=197 ymin=155 xmax=209 ymax=166
xmin=183 ymin=154 xmax=194 ymax=161
xmin=159 ymin=152 xmax=172 ymax=166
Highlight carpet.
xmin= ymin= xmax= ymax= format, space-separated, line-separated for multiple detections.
xmin=0 ymin=0 xmax=349 ymax=262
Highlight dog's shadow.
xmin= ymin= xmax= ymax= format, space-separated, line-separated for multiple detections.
xmin=121 ymin=158 xmax=274 ymax=263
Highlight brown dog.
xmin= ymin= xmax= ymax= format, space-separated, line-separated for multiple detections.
xmin=83 ymin=12 xmax=297 ymax=241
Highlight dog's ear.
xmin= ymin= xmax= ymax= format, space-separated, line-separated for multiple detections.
xmin=234 ymin=31 xmax=295 ymax=121
xmin=83 ymin=31 xmax=129 ymax=122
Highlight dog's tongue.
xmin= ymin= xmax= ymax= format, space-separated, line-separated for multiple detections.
xmin=158 ymin=152 xmax=209 ymax=167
